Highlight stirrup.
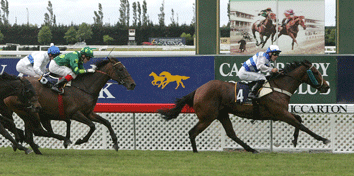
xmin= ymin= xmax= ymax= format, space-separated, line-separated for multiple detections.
xmin=51 ymin=86 xmax=64 ymax=94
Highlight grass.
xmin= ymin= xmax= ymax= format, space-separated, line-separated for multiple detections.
xmin=0 ymin=147 xmax=353 ymax=176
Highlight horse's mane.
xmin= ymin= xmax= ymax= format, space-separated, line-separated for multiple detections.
xmin=282 ymin=60 xmax=311 ymax=74
xmin=94 ymin=57 xmax=119 ymax=68
xmin=0 ymin=72 xmax=20 ymax=80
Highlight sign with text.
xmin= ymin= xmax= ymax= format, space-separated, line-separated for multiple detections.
xmin=1 ymin=56 xmax=214 ymax=104
xmin=214 ymin=55 xmax=337 ymax=104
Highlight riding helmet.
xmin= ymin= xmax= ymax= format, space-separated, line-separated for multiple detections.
xmin=47 ymin=46 xmax=61 ymax=55
xmin=80 ymin=47 xmax=94 ymax=58
xmin=266 ymin=45 xmax=282 ymax=54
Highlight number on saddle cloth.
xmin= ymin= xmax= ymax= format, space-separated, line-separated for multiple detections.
xmin=235 ymin=82 xmax=255 ymax=104
xmin=39 ymin=73 xmax=60 ymax=88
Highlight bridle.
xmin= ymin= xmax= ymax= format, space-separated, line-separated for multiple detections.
xmin=279 ymin=64 xmax=325 ymax=89
xmin=94 ymin=59 xmax=129 ymax=85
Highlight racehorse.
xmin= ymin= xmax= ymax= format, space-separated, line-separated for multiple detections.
xmin=158 ymin=60 xmax=330 ymax=153
xmin=276 ymin=16 xmax=306 ymax=50
xmin=252 ymin=12 xmax=277 ymax=48
xmin=4 ymin=57 xmax=136 ymax=152
xmin=0 ymin=72 xmax=42 ymax=154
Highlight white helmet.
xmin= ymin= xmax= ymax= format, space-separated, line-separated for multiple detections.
xmin=266 ymin=45 xmax=281 ymax=53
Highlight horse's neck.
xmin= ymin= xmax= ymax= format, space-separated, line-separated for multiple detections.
xmin=272 ymin=71 xmax=305 ymax=94
xmin=0 ymin=80 xmax=22 ymax=99
xmin=73 ymin=72 xmax=110 ymax=95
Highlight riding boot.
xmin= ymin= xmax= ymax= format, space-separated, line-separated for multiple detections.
xmin=246 ymin=80 xmax=265 ymax=103
xmin=51 ymin=78 xmax=69 ymax=93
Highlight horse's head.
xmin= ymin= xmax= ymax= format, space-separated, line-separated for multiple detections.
xmin=20 ymin=78 xmax=42 ymax=113
xmin=95 ymin=57 xmax=136 ymax=90
xmin=294 ymin=16 xmax=306 ymax=29
xmin=300 ymin=60 xmax=329 ymax=93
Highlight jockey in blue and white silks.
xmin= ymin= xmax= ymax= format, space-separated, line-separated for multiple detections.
xmin=16 ymin=44 xmax=61 ymax=77
xmin=237 ymin=45 xmax=281 ymax=102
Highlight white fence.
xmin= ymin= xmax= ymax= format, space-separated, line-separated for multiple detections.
xmin=1 ymin=109 xmax=353 ymax=153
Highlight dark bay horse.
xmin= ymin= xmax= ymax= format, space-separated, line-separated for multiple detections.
xmin=159 ymin=60 xmax=330 ymax=153
xmin=277 ymin=16 xmax=306 ymax=50
xmin=5 ymin=57 xmax=136 ymax=153
xmin=0 ymin=72 xmax=42 ymax=154
xmin=252 ymin=12 xmax=277 ymax=48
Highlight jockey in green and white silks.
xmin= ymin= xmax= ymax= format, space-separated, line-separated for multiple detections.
xmin=16 ymin=44 xmax=60 ymax=77
xmin=49 ymin=46 xmax=95 ymax=93
xmin=237 ymin=45 xmax=281 ymax=102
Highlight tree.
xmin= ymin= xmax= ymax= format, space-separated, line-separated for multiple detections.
xmin=191 ymin=3 xmax=195 ymax=25
xmin=132 ymin=2 xmax=137 ymax=27
xmin=103 ymin=35 xmax=114 ymax=44
xmin=38 ymin=25 xmax=52 ymax=44
xmin=158 ymin=0 xmax=165 ymax=27
xmin=64 ymin=26 xmax=77 ymax=44
xmin=0 ymin=30 xmax=4 ymax=42
xmin=126 ymin=0 xmax=130 ymax=27
xmin=180 ymin=32 xmax=193 ymax=45
xmin=142 ymin=0 xmax=148 ymax=27
xmin=119 ymin=0 xmax=127 ymax=26
xmin=1 ymin=0 xmax=9 ymax=25
xmin=76 ymin=23 xmax=93 ymax=42
xmin=94 ymin=3 xmax=104 ymax=26
xmin=137 ymin=1 xmax=141 ymax=27
xmin=170 ymin=9 xmax=176 ymax=26
xmin=44 ymin=1 xmax=55 ymax=26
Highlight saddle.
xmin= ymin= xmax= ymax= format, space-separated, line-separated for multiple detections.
xmin=38 ymin=73 xmax=70 ymax=94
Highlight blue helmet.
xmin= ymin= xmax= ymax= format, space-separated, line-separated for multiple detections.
xmin=48 ymin=46 xmax=60 ymax=55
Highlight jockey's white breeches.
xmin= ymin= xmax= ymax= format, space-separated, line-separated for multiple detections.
xmin=16 ymin=58 xmax=40 ymax=77
xmin=237 ymin=66 xmax=267 ymax=81
xmin=49 ymin=60 xmax=77 ymax=79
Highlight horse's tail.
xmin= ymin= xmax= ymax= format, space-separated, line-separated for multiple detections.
xmin=158 ymin=90 xmax=195 ymax=121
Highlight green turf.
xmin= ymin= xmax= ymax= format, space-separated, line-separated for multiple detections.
xmin=0 ymin=147 xmax=353 ymax=176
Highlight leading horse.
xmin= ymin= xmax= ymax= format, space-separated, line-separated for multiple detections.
xmin=252 ymin=12 xmax=277 ymax=48
xmin=4 ymin=57 xmax=136 ymax=154
xmin=0 ymin=72 xmax=42 ymax=154
xmin=158 ymin=60 xmax=330 ymax=153
xmin=276 ymin=16 xmax=306 ymax=50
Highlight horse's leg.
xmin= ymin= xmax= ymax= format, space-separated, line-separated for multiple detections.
xmin=0 ymin=105 xmax=23 ymax=143
xmin=0 ymin=122 xmax=32 ymax=154
xmin=88 ymin=112 xmax=119 ymax=151
xmin=23 ymin=120 xmax=42 ymax=155
xmin=291 ymin=113 xmax=302 ymax=147
xmin=217 ymin=111 xmax=258 ymax=153
xmin=252 ymin=28 xmax=259 ymax=46
xmin=262 ymin=35 xmax=270 ymax=48
xmin=71 ymin=111 xmax=96 ymax=145
xmin=40 ymin=118 xmax=72 ymax=148
xmin=188 ymin=119 xmax=214 ymax=153
xmin=274 ymin=110 xmax=330 ymax=144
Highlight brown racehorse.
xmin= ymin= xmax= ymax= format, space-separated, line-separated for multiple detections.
xmin=4 ymin=57 xmax=136 ymax=154
xmin=0 ymin=72 xmax=42 ymax=154
xmin=277 ymin=16 xmax=306 ymax=50
xmin=252 ymin=12 xmax=277 ymax=48
xmin=158 ymin=60 xmax=330 ymax=153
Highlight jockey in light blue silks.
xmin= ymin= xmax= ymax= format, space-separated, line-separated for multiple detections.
xmin=237 ymin=45 xmax=282 ymax=102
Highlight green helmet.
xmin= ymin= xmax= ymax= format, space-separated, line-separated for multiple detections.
xmin=80 ymin=47 xmax=94 ymax=58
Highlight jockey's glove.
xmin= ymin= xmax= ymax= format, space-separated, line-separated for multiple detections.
xmin=86 ymin=68 xmax=96 ymax=73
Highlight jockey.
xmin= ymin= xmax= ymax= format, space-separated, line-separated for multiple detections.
xmin=49 ymin=46 xmax=95 ymax=93
xmin=16 ymin=44 xmax=60 ymax=77
xmin=237 ymin=45 xmax=281 ymax=103
xmin=257 ymin=8 xmax=272 ymax=27
xmin=280 ymin=9 xmax=295 ymax=30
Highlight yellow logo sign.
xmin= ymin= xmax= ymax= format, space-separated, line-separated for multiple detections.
xmin=149 ymin=71 xmax=190 ymax=89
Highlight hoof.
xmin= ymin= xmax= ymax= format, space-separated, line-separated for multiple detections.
xmin=12 ymin=144 xmax=17 ymax=152
xmin=292 ymin=140 xmax=297 ymax=147
xmin=323 ymin=139 xmax=331 ymax=145
xmin=113 ymin=144 xmax=119 ymax=151
xmin=64 ymin=140 xmax=73 ymax=148
xmin=252 ymin=150 xmax=259 ymax=154
xmin=25 ymin=148 xmax=33 ymax=155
